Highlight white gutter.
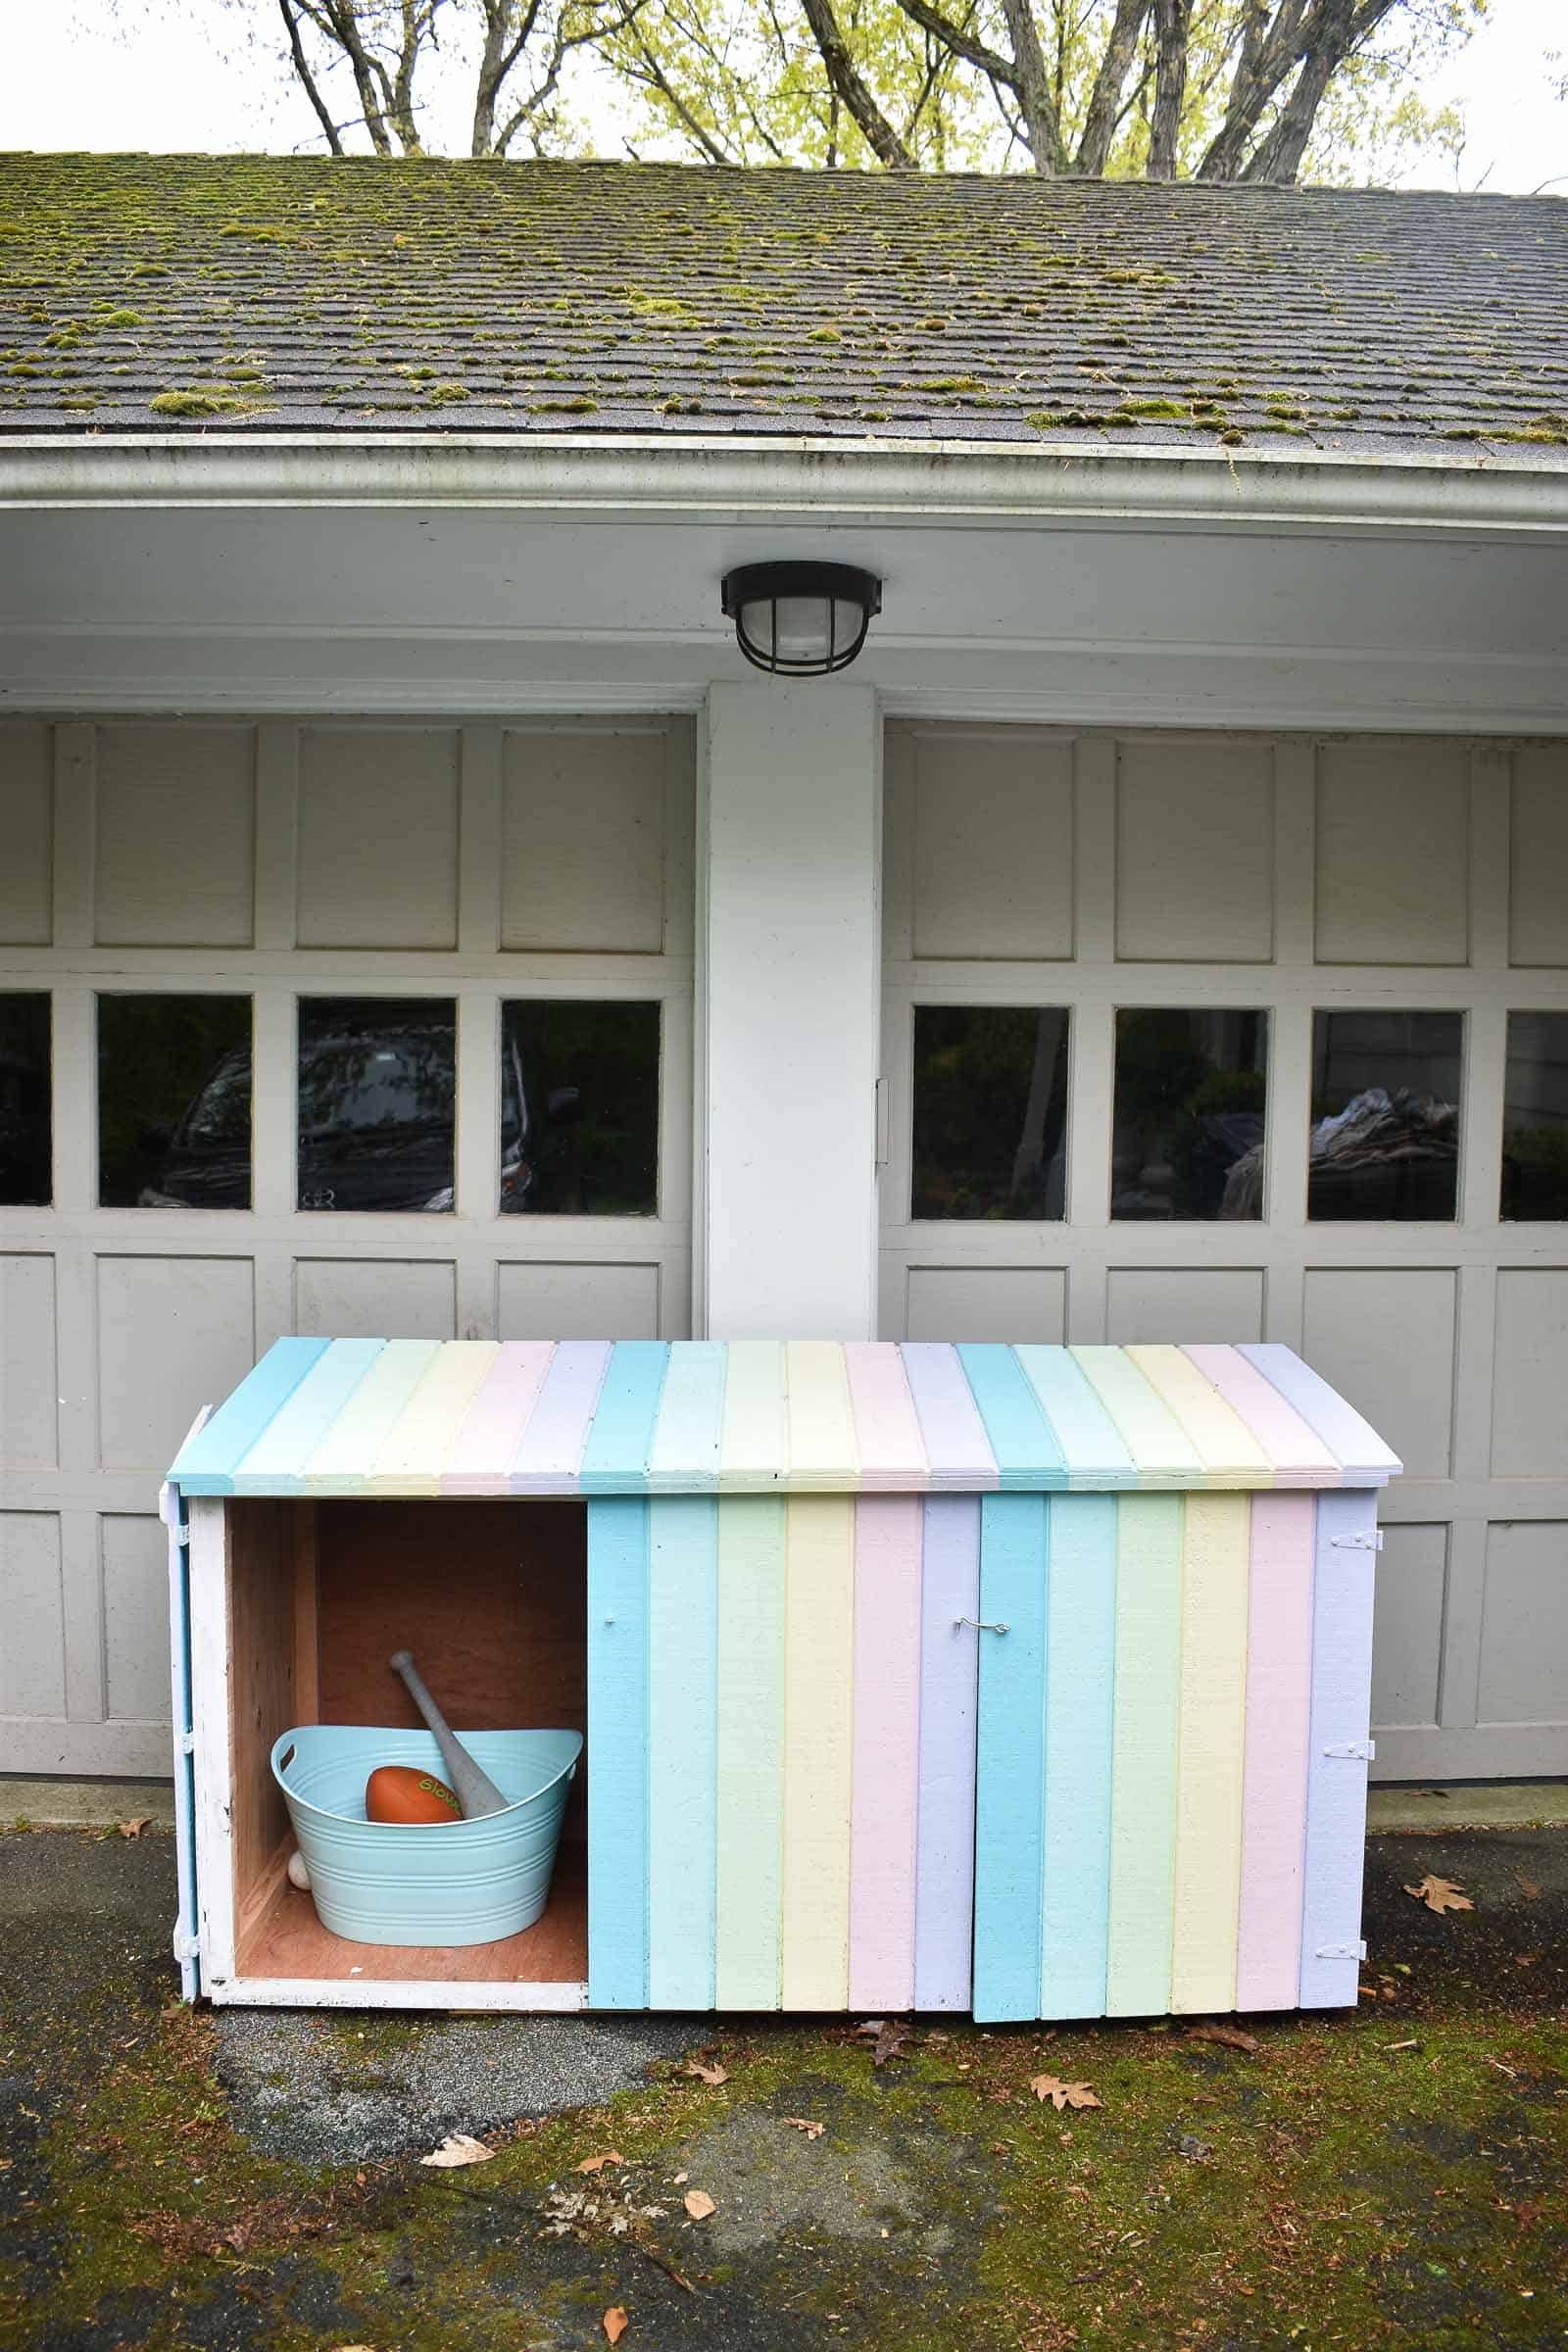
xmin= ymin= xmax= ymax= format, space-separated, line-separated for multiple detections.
xmin=3 ymin=432 xmax=1568 ymax=537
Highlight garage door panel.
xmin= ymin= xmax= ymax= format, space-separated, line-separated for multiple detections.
xmin=499 ymin=1260 xmax=662 ymax=1341
xmin=1 ymin=1254 xmax=58 ymax=1467
xmin=297 ymin=726 xmax=461 ymax=949
xmin=1314 ymin=741 xmax=1469 ymax=965
xmin=1510 ymin=746 xmax=1568 ymax=967
xmin=102 ymin=1514 xmax=172 ymax=1724
xmin=293 ymin=1256 xmax=457 ymax=1341
xmin=0 ymin=718 xmax=52 ymax=944
xmin=97 ymin=1255 xmax=257 ymax=1473
xmin=903 ymin=1267 xmax=1066 ymax=1344
xmin=1115 ymin=739 xmax=1274 ymax=963
xmin=910 ymin=730 xmax=1074 ymax=961
xmin=1105 ymin=1268 xmax=1264 ymax=1346
xmin=1370 ymin=1524 xmax=1446 ymax=1730
xmin=94 ymin=722 xmax=256 ymax=949
xmin=0 ymin=1513 xmax=66 ymax=1718
xmin=502 ymin=727 xmax=668 ymax=954
xmin=1492 ymin=1268 xmax=1568 ymax=1477
xmin=1478 ymin=1523 xmax=1568 ymax=1727
xmin=1301 ymin=1268 xmax=1455 ymax=1480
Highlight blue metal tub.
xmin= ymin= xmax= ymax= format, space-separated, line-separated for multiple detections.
xmin=271 ymin=1724 xmax=582 ymax=1946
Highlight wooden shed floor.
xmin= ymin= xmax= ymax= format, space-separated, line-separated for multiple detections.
xmin=238 ymin=1843 xmax=586 ymax=1984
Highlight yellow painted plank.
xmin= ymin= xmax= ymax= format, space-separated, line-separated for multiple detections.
xmin=366 ymin=1342 xmax=502 ymax=1494
xmin=784 ymin=1341 xmax=859 ymax=1490
xmin=1126 ymin=1345 xmax=1272 ymax=1487
xmin=780 ymin=1494 xmax=855 ymax=2008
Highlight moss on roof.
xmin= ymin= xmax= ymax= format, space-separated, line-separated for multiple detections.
xmin=1 ymin=151 xmax=1566 ymax=455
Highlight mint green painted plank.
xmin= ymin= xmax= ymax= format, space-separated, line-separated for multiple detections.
xmin=1015 ymin=1347 xmax=1137 ymax=1488
xmin=300 ymin=1341 xmax=444 ymax=1494
xmin=1105 ymin=1495 xmax=1183 ymax=2016
xmin=168 ymin=1337 xmax=331 ymax=1492
xmin=648 ymin=1497 xmax=718 ymax=2008
xmin=1071 ymin=1347 xmax=1203 ymax=1486
xmin=648 ymin=1342 xmax=726 ymax=1492
xmin=227 ymin=1339 xmax=383 ymax=1495
xmin=718 ymin=1342 xmax=788 ymax=1493
xmin=715 ymin=1496 xmax=786 ymax=2006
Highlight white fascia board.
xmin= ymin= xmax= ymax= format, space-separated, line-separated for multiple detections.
xmin=4 ymin=432 xmax=1568 ymax=539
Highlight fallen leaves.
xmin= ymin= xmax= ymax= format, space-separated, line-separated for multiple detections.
xmin=418 ymin=2133 xmax=494 ymax=2169
xmin=683 ymin=2059 xmax=728 ymax=2086
xmin=682 ymin=2188 xmax=716 ymax=2222
xmin=603 ymin=2308 xmax=629 ymax=2345
xmin=1403 ymin=1874 xmax=1474 ymax=1916
xmin=118 ymin=1817 xmax=152 ymax=1839
xmin=1514 ymin=1869 xmax=1542 ymax=1901
xmin=1030 ymin=2075 xmax=1102 ymax=2112
xmin=784 ymin=2117 xmax=826 ymax=2139
xmin=577 ymin=2151 xmax=626 ymax=2175
xmin=857 ymin=2017 xmax=911 ymax=2067
xmin=1187 ymin=2022 xmax=1259 ymax=2054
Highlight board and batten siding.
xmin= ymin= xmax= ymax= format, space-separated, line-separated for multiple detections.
xmin=0 ymin=715 xmax=695 ymax=1777
xmin=879 ymin=723 xmax=1568 ymax=1782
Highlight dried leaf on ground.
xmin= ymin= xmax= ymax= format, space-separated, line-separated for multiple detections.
xmin=784 ymin=2117 xmax=826 ymax=2139
xmin=1514 ymin=1870 xmax=1542 ymax=1901
xmin=576 ymin=2151 xmax=626 ymax=2175
xmin=857 ymin=2017 xmax=911 ymax=2067
xmin=603 ymin=2309 xmax=629 ymax=2345
xmin=1030 ymin=2075 xmax=1102 ymax=2112
xmin=119 ymin=1817 xmax=152 ymax=1839
xmin=683 ymin=2060 xmax=728 ymax=2086
xmin=1402 ymin=1874 xmax=1474 ymax=1916
xmin=683 ymin=2188 xmax=716 ymax=2221
xmin=1187 ymin=2022 xmax=1259 ymax=2054
xmin=418 ymin=2133 xmax=494 ymax=2169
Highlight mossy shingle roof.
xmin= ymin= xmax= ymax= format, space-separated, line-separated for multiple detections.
xmin=3 ymin=151 xmax=1566 ymax=457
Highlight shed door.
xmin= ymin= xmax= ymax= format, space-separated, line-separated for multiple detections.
xmin=0 ymin=715 xmax=694 ymax=1778
xmin=879 ymin=721 xmax=1568 ymax=1783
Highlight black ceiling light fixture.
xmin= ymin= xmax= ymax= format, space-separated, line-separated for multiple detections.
xmin=721 ymin=562 xmax=883 ymax=677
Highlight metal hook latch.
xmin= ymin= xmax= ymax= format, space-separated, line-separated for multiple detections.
xmin=956 ymin=1615 xmax=1009 ymax=1636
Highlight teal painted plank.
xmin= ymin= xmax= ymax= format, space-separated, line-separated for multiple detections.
xmin=972 ymin=1494 xmax=1048 ymax=2023
xmin=587 ymin=1497 xmax=650 ymax=2009
xmin=229 ymin=1339 xmax=386 ymax=1494
xmin=1015 ymin=1348 xmax=1138 ymax=1489
xmin=648 ymin=1342 xmax=727 ymax=1492
xmin=648 ymin=1497 xmax=718 ymax=2009
xmin=958 ymin=1346 xmax=1068 ymax=1490
xmin=1041 ymin=1494 xmax=1117 ymax=2018
xmin=581 ymin=1342 xmax=671 ymax=1494
xmin=168 ymin=1338 xmax=332 ymax=1492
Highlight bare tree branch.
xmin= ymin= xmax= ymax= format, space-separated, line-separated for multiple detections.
xmin=277 ymin=0 xmax=345 ymax=150
xmin=798 ymin=0 xmax=917 ymax=167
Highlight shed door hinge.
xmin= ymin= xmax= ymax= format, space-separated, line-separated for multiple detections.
xmin=1323 ymin=1739 xmax=1375 ymax=1761
xmin=1317 ymin=1939 xmax=1367 ymax=1963
xmin=172 ymin=1930 xmax=201 ymax=1964
xmin=1331 ymin=1529 xmax=1383 ymax=1551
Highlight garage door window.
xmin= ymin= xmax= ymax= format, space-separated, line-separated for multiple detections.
xmin=1111 ymin=1008 xmax=1268 ymax=1221
xmin=0 ymin=992 xmax=51 ymax=1206
xmin=97 ymin=994 xmax=252 ymax=1209
xmin=500 ymin=1001 xmax=661 ymax=1216
xmin=296 ymin=997 xmax=456 ymax=1214
xmin=910 ymin=1005 xmax=1069 ymax=1221
xmin=1502 ymin=1010 xmax=1568 ymax=1220
xmin=1308 ymin=1010 xmax=1461 ymax=1222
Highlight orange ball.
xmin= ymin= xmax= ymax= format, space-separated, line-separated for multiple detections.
xmin=365 ymin=1764 xmax=462 ymax=1825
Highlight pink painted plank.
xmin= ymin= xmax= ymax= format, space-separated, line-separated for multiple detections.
xmin=1236 ymin=1493 xmax=1317 ymax=2009
xmin=510 ymin=1341 xmax=612 ymax=1493
xmin=438 ymin=1343 xmax=556 ymax=1495
xmin=1183 ymin=1346 xmax=1341 ymax=1488
xmin=849 ymin=1496 xmax=923 ymax=2010
xmin=901 ymin=1345 xmax=999 ymax=1492
xmin=845 ymin=1344 xmax=929 ymax=1493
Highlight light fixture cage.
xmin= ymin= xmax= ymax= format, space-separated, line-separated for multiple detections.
xmin=721 ymin=561 xmax=883 ymax=677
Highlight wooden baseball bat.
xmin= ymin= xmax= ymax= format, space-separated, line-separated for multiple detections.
xmin=388 ymin=1649 xmax=509 ymax=1820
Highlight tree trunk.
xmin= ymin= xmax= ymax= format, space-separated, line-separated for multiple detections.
xmin=1075 ymin=0 xmax=1151 ymax=174
xmin=999 ymin=0 xmax=1067 ymax=171
xmin=800 ymin=0 xmax=917 ymax=167
xmin=1147 ymin=0 xmax=1189 ymax=177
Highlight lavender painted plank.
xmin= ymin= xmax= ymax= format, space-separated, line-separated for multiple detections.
xmin=903 ymin=1345 xmax=1000 ymax=1492
xmin=1241 ymin=1344 xmax=1402 ymax=1485
xmin=1040 ymin=1494 xmax=1116 ymax=2018
xmin=511 ymin=1341 xmax=612 ymax=1493
xmin=441 ymin=1342 xmax=555 ymax=1496
xmin=849 ymin=1497 xmax=923 ymax=2012
xmin=958 ymin=1345 xmax=1068 ymax=1489
xmin=972 ymin=1494 xmax=1048 ymax=2024
xmin=1238 ymin=1494 xmax=1317 ymax=2010
xmin=1299 ymin=1489 xmax=1378 ymax=2008
xmin=914 ymin=1495 xmax=981 ymax=2013
xmin=844 ymin=1343 xmax=929 ymax=1493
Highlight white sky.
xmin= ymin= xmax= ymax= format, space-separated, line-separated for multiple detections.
xmin=2 ymin=0 xmax=1564 ymax=192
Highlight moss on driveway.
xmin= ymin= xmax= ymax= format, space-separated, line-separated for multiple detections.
xmin=1 ymin=1824 xmax=1563 ymax=2350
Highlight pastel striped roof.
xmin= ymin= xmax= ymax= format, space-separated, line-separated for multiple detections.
xmin=170 ymin=1340 xmax=1401 ymax=1498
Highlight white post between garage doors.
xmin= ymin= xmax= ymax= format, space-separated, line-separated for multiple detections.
xmin=695 ymin=681 xmax=882 ymax=1339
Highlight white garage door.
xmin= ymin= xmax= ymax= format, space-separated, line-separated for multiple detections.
xmin=878 ymin=722 xmax=1568 ymax=1781
xmin=0 ymin=715 xmax=694 ymax=1777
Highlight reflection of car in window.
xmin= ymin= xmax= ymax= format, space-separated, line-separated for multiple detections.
xmin=0 ymin=1046 xmax=50 ymax=1204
